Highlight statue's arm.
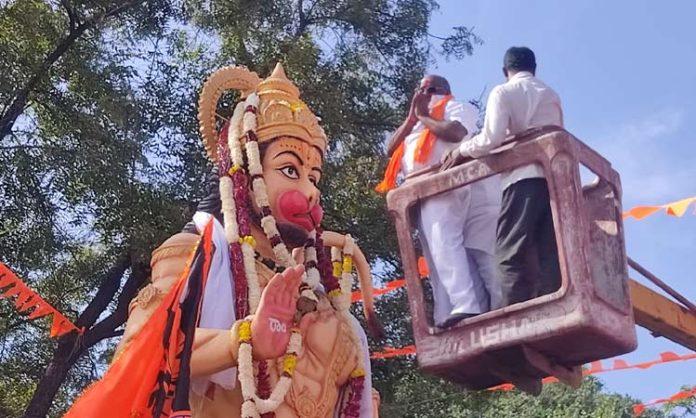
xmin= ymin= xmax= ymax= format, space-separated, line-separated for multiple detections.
xmin=321 ymin=231 xmax=384 ymax=339
xmin=114 ymin=233 xmax=240 ymax=376
xmin=190 ymin=327 xmax=240 ymax=377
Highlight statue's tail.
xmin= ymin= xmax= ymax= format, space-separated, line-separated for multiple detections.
xmin=321 ymin=231 xmax=384 ymax=341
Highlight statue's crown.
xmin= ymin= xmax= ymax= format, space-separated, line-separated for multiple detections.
xmin=255 ymin=63 xmax=327 ymax=154
xmin=198 ymin=63 xmax=327 ymax=162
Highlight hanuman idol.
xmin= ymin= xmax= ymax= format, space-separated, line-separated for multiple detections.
xmin=66 ymin=64 xmax=381 ymax=418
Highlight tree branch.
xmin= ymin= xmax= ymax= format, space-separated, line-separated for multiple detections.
xmin=295 ymin=0 xmax=306 ymax=38
xmin=83 ymin=260 xmax=149 ymax=348
xmin=76 ymin=253 xmax=131 ymax=329
xmin=59 ymin=0 xmax=78 ymax=31
xmin=93 ymin=328 xmax=125 ymax=342
xmin=0 ymin=145 xmax=47 ymax=151
xmin=0 ymin=0 xmax=147 ymax=140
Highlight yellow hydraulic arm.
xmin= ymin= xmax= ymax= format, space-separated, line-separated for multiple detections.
xmin=628 ymin=258 xmax=696 ymax=351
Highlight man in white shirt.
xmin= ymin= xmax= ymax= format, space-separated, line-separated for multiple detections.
xmin=442 ymin=47 xmax=563 ymax=307
xmin=380 ymin=75 xmax=501 ymax=327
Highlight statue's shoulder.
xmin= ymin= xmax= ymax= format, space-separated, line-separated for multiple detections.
xmin=128 ymin=232 xmax=200 ymax=314
xmin=151 ymin=232 xmax=200 ymax=270
xmin=118 ymin=232 xmax=200 ymax=354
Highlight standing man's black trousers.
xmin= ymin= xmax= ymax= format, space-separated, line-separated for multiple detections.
xmin=496 ymin=178 xmax=561 ymax=306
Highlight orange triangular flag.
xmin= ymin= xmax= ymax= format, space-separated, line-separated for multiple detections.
xmin=2 ymin=283 xmax=23 ymax=299
xmin=14 ymin=292 xmax=35 ymax=311
xmin=27 ymin=304 xmax=53 ymax=320
xmin=659 ymin=351 xmax=680 ymax=362
xmin=612 ymin=359 xmax=630 ymax=370
xmin=417 ymin=256 xmax=430 ymax=278
xmin=624 ymin=206 xmax=660 ymax=220
xmin=0 ymin=273 xmax=14 ymax=287
xmin=50 ymin=316 xmax=72 ymax=338
xmin=586 ymin=360 xmax=603 ymax=374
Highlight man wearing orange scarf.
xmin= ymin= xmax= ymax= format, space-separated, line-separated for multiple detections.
xmin=379 ymin=75 xmax=501 ymax=328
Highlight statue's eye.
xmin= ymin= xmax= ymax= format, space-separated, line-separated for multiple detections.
xmin=279 ymin=165 xmax=299 ymax=179
xmin=309 ymin=176 xmax=318 ymax=187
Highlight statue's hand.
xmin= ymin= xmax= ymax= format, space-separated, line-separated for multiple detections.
xmin=251 ymin=264 xmax=305 ymax=360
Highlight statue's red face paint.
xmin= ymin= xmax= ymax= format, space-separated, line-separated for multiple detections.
xmin=259 ymin=137 xmax=323 ymax=241
xmin=277 ymin=190 xmax=324 ymax=231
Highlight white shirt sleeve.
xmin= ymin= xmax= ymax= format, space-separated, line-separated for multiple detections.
xmin=459 ymin=86 xmax=510 ymax=158
xmin=445 ymin=101 xmax=479 ymax=141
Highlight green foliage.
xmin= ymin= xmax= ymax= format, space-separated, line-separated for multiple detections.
xmin=378 ymin=375 xmax=671 ymax=418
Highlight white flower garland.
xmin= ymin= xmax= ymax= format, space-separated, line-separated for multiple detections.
xmin=223 ymin=93 xmax=306 ymax=417
xmin=330 ymin=235 xmax=355 ymax=312
xmin=229 ymin=102 xmax=246 ymax=167
xmin=241 ymin=94 xmax=295 ymax=270
xmin=220 ymin=175 xmax=239 ymax=244
xmin=329 ymin=239 xmax=367 ymax=385
xmin=219 ymin=105 xmax=262 ymax=312
xmin=304 ymin=230 xmax=321 ymax=289
xmin=237 ymin=318 xmax=302 ymax=417
xmin=241 ymin=239 xmax=262 ymax=312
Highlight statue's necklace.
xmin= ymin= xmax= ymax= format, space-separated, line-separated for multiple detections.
xmin=254 ymin=251 xmax=284 ymax=274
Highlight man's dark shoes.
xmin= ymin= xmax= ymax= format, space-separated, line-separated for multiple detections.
xmin=439 ymin=312 xmax=477 ymax=328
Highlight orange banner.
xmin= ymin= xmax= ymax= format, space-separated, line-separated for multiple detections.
xmin=0 ymin=263 xmax=79 ymax=337
xmin=623 ymin=196 xmax=696 ymax=220
xmin=370 ymin=345 xmax=416 ymax=359
xmin=371 ymin=347 xmax=696 ymax=373
xmin=633 ymin=387 xmax=696 ymax=416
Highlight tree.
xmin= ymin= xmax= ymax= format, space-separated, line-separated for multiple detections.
xmin=379 ymin=374 xmax=673 ymax=418
xmin=1 ymin=1 xmax=186 ymax=416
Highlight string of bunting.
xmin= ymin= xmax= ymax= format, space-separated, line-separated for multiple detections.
xmin=484 ymin=351 xmax=696 ymax=391
xmin=633 ymin=387 xmax=696 ymax=416
xmin=622 ymin=196 xmax=696 ymax=220
xmin=371 ymin=347 xmax=696 ymax=374
xmin=0 ymin=263 xmax=80 ymax=337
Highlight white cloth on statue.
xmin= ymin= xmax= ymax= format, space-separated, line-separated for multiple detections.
xmin=191 ymin=211 xmax=238 ymax=394
xmin=459 ymin=71 xmax=564 ymax=190
xmin=398 ymin=98 xmax=501 ymax=324
xmin=334 ymin=314 xmax=374 ymax=418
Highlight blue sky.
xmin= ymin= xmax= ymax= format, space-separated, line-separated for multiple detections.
xmin=429 ymin=0 xmax=695 ymax=408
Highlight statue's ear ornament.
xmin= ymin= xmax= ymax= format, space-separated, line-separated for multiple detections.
xmin=198 ymin=66 xmax=262 ymax=163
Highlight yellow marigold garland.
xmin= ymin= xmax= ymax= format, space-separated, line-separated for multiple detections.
xmin=238 ymin=320 xmax=252 ymax=343
xmin=332 ymin=261 xmax=342 ymax=278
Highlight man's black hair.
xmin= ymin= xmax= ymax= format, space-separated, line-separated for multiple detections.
xmin=504 ymin=46 xmax=536 ymax=74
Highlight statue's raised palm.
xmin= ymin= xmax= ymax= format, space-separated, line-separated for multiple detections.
xmin=251 ymin=264 xmax=311 ymax=359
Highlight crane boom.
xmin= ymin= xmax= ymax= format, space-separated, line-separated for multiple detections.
xmin=630 ymin=279 xmax=696 ymax=351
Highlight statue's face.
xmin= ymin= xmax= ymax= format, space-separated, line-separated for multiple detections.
xmin=258 ymin=136 xmax=324 ymax=247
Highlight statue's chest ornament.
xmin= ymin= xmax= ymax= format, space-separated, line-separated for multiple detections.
xmin=286 ymin=317 xmax=355 ymax=418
